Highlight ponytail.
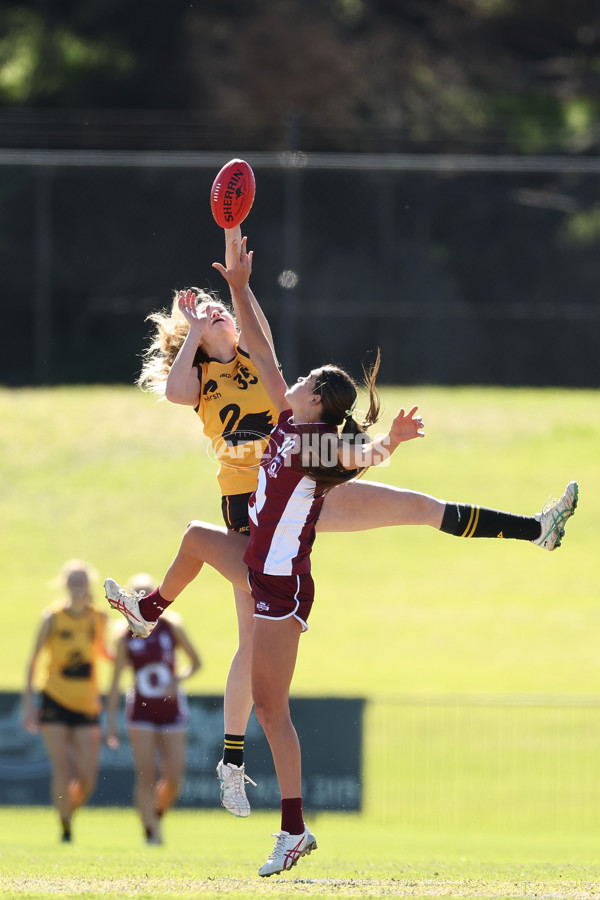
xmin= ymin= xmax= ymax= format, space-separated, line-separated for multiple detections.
xmin=300 ymin=349 xmax=383 ymax=489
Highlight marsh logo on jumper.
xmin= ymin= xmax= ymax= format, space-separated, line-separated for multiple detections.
xmin=205 ymin=401 xmax=276 ymax=472
xmin=202 ymin=379 xmax=221 ymax=402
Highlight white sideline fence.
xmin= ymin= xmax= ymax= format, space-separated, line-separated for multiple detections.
xmin=364 ymin=695 xmax=600 ymax=832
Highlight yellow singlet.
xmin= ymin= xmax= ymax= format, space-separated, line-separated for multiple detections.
xmin=42 ymin=602 xmax=106 ymax=716
xmin=196 ymin=345 xmax=278 ymax=496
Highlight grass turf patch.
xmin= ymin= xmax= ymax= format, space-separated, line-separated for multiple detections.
xmin=2 ymin=809 xmax=600 ymax=898
xmin=0 ymin=808 xmax=600 ymax=900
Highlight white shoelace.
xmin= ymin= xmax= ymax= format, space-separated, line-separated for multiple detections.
xmin=228 ymin=767 xmax=257 ymax=795
xmin=267 ymin=831 xmax=289 ymax=859
xmin=119 ymin=584 xmax=145 ymax=602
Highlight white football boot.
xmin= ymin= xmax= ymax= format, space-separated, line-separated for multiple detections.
xmin=258 ymin=826 xmax=318 ymax=877
xmin=532 ymin=481 xmax=578 ymax=550
xmin=216 ymin=759 xmax=256 ymax=817
xmin=104 ymin=577 xmax=155 ymax=638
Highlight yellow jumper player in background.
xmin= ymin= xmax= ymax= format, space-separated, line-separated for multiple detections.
xmin=21 ymin=560 xmax=113 ymax=842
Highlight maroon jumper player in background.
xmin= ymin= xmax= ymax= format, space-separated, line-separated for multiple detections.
xmin=105 ymin=574 xmax=201 ymax=845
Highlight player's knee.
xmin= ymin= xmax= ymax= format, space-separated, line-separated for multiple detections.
xmin=183 ymin=519 xmax=216 ymax=549
xmin=77 ymin=775 xmax=97 ymax=799
xmin=253 ymin=697 xmax=287 ymax=736
xmin=182 ymin=520 xmax=206 ymax=553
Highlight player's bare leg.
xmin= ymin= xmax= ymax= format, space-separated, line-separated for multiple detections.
xmin=252 ymin=616 xmax=303 ymax=799
xmin=318 ymin=479 xmax=577 ymax=549
xmin=40 ymin=723 xmax=100 ymax=841
xmin=69 ymin=726 xmax=101 ymax=806
xmin=253 ymin=616 xmax=317 ymax=877
xmin=106 ymin=523 xmax=251 ymax=636
xmin=152 ymin=730 xmax=187 ymax=842
xmin=224 ymin=587 xmax=255 ymax=735
xmin=216 ymin=585 xmax=256 ymax=817
xmin=160 ymin=522 xmax=250 ymax=599
xmin=318 ymin=480 xmax=445 ymax=532
xmin=40 ymin=725 xmax=75 ymax=837
xmin=129 ymin=728 xmax=161 ymax=842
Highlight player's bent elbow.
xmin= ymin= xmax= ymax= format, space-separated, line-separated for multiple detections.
xmin=165 ymin=385 xmax=195 ymax=406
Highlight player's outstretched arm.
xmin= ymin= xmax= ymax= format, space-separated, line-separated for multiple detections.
xmin=21 ymin=612 xmax=52 ymax=735
xmin=164 ymin=290 xmax=208 ymax=406
xmin=224 ymin=227 xmax=274 ymax=352
xmin=339 ymin=407 xmax=425 ymax=470
xmin=213 ymin=238 xmax=288 ymax=413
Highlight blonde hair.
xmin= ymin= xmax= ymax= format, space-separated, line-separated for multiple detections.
xmin=47 ymin=559 xmax=97 ymax=598
xmin=136 ymin=288 xmax=236 ymax=396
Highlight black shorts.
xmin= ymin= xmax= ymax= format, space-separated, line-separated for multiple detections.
xmin=38 ymin=692 xmax=100 ymax=727
xmin=221 ymin=492 xmax=252 ymax=535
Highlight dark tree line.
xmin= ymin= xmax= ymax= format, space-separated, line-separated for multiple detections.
xmin=0 ymin=1 xmax=599 ymax=387
xmin=1 ymin=0 xmax=600 ymax=153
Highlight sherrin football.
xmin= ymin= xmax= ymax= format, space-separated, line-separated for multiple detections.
xmin=210 ymin=159 xmax=256 ymax=229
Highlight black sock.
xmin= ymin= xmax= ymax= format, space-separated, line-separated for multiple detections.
xmin=440 ymin=502 xmax=540 ymax=541
xmin=223 ymin=733 xmax=245 ymax=767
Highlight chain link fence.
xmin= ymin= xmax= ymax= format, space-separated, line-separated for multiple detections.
xmin=1 ymin=150 xmax=599 ymax=388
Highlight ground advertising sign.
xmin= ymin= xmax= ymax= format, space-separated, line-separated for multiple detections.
xmin=0 ymin=692 xmax=364 ymax=811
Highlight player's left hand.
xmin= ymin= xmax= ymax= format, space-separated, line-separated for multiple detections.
xmin=390 ymin=406 xmax=425 ymax=443
xmin=21 ymin=711 xmax=39 ymax=735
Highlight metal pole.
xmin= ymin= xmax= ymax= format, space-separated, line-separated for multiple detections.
xmin=33 ymin=167 xmax=53 ymax=385
xmin=277 ymin=110 xmax=303 ymax=380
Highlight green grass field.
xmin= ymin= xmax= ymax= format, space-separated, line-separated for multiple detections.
xmin=0 ymin=384 xmax=598 ymax=898
xmin=2 ymin=808 xmax=600 ymax=899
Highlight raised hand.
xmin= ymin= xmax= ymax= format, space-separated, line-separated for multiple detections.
xmin=105 ymin=730 xmax=120 ymax=750
xmin=21 ymin=707 xmax=39 ymax=735
xmin=178 ymin=289 xmax=209 ymax=331
xmin=389 ymin=406 xmax=425 ymax=444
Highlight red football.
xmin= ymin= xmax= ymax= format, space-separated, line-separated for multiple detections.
xmin=210 ymin=159 xmax=256 ymax=229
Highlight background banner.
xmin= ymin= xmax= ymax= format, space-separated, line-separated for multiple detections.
xmin=0 ymin=692 xmax=364 ymax=811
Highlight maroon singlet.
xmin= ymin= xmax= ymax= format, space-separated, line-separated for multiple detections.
xmin=243 ymin=411 xmax=335 ymax=577
xmin=124 ymin=618 xmax=189 ymax=728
